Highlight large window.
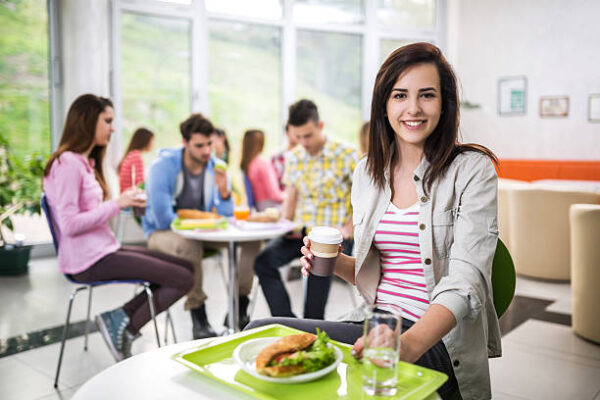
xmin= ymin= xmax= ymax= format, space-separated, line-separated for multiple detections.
xmin=120 ymin=12 xmax=191 ymax=157
xmin=209 ymin=20 xmax=281 ymax=162
xmin=296 ymin=30 xmax=362 ymax=145
xmin=293 ymin=0 xmax=364 ymax=24
xmin=0 ymin=0 xmax=51 ymax=158
xmin=205 ymin=0 xmax=282 ymax=20
xmin=378 ymin=0 xmax=436 ymax=29
xmin=380 ymin=38 xmax=416 ymax=64
xmin=113 ymin=0 xmax=443 ymax=157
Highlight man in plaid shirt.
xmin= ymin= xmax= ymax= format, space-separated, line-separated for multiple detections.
xmin=254 ymin=99 xmax=358 ymax=319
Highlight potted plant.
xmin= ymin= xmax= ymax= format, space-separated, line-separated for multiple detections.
xmin=0 ymin=134 xmax=45 ymax=275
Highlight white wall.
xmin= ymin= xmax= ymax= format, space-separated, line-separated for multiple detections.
xmin=448 ymin=0 xmax=600 ymax=160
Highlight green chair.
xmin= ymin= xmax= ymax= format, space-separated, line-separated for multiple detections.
xmin=454 ymin=239 xmax=515 ymax=400
xmin=491 ymin=238 xmax=516 ymax=318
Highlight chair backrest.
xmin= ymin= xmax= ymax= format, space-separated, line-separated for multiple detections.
xmin=242 ymin=172 xmax=255 ymax=209
xmin=41 ymin=193 xmax=60 ymax=253
xmin=491 ymin=238 xmax=516 ymax=318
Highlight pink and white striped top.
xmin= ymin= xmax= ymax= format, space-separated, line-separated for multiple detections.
xmin=374 ymin=202 xmax=429 ymax=322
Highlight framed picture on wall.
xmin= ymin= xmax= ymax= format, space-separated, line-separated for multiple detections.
xmin=539 ymin=96 xmax=569 ymax=117
xmin=498 ymin=76 xmax=527 ymax=115
xmin=589 ymin=94 xmax=600 ymax=122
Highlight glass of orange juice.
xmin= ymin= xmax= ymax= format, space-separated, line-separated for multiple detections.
xmin=233 ymin=206 xmax=250 ymax=221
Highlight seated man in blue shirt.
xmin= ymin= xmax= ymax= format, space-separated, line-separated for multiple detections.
xmin=143 ymin=113 xmax=260 ymax=338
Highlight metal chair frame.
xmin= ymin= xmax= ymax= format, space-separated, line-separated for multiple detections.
xmin=41 ymin=194 xmax=175 ymax=388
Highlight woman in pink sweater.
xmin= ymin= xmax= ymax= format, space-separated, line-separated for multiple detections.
xmin=240 ymin=129 xmax=284 ymax=211
xmin=43 ymin=94 xmax=193 ymax=362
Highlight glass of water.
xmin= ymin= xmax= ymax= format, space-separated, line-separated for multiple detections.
xmin=362 ymin=306 xmax=402 ymax=396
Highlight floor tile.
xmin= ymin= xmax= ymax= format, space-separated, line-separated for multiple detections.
xmin=36 ymin=385 xmax=80 ymax=400
xmin=489 ymin=340 xmax=600 ymax=399
xmin=0 ymin=356 xmax=57 ymax=400
xmin=545 ymin=297 xmax=572 ymax=315
xmin=503 ymin=320 xmax=600 ymax=363
xmin=14 ymin=333 xmax=117 ymax=388
xmin=515 ymin=276 xmax=571 ymax=303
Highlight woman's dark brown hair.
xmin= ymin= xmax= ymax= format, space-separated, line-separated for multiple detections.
xmin=367 ymin=42 xmax=496 ymax=193
xmin=359 ymin=121 xmax=370 ymax=156
xmin=43 ymin=94 xmax=113 ymax=199
xmin=240 ymin=129 xmax=265 ymax=173
xmin=117 ymin=127 xmax=155 ymax=172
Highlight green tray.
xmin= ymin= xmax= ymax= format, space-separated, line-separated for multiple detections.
xmin=173 ymin=324 xmax=447 ymax=400
xmin=171 ymin=217 xmax=228 ymax=230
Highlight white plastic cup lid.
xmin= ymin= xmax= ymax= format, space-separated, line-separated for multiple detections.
xmin=308 ymin=226 xmax=343 ymax=245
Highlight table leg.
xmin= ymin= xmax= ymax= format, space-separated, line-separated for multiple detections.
xmin=226 ymin=241 xmax=239 ymax=335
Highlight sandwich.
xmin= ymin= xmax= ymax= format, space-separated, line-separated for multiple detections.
xmin=255 ymin=329 xmax=336 ymax=377
xmin=177 ymin=209 xmax=220 ymax=220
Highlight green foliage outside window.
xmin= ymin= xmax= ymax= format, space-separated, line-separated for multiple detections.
xmin=0 ymin=0 xmax=51 ymax=159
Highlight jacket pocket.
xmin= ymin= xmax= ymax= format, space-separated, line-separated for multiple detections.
xmin=432 ymin=209 xmax=454 ymax=259
xmin=353 ymin=211 xmax=365 ymax=242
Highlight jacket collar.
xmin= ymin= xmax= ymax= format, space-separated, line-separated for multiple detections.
xmin=413 ymin=155 xmax=430 ymax=181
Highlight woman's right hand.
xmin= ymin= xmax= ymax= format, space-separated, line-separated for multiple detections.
xmin=116 ymin=187 xmax=146 ymax=210
xmin=300 ymin=236 xmax=314 ymax=278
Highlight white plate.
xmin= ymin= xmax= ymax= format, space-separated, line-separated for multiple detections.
xmin=232 ymin=337 xmax=343 ymax=384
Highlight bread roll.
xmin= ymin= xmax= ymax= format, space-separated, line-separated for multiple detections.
xmin=177 ymin=209 xmax=220 ymax=220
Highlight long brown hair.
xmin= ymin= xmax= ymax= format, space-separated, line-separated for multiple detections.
xmin=117 ymin=127 xmax=154 ymax=172
xmin=240 ymin=129 xmax=265 ymax=173
xmin=43 ymin=94 xmax=113 ymax=199
xmin=359 ymin=121 xmax=370 ymax=156
xmin=367 ymin=42 xmax=496 ymax=194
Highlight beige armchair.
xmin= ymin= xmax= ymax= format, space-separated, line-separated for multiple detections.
xmin=570 ymin=204 xmax=600 ymax=343
xmin=508 ymin=187 xmax=598 ymax=280
xmin=497 ymin=178 xmax=530 ymax=252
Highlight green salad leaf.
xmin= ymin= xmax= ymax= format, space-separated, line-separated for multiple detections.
xmin=278 ymin=328 xmax=336 ymax=373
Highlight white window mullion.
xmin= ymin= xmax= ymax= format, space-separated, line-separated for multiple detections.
xmin=48 ymin=0 xmax=63 ymax=151
xmin=436 ymin=0 xmax=447 ymax=53
xmin=362 ymin=0 xmax=378 ymax=122
xmin=109 ymin=0 xmax=123 ymax=164
xmin=281 ymin=0 xmax=295 ymax=132
xmin=193 ymin=0 xmax=209 ymax=114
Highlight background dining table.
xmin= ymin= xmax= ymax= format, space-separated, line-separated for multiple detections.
xmin=172 ymin=218 xmax=297 ymax=335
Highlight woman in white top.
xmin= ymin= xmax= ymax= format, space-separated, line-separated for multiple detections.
xmin=246 ymin=43 xmax=501 ymax=400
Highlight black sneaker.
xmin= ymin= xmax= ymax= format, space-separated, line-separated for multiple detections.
xmin=190 ymin=305 xmax=217 ymax=339
xmin=95 ymin=308 xmax=130 ymax=362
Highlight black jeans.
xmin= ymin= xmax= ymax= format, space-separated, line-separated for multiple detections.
xmin=246 ymin=317 xmax=459 ymax=400
xmin=71 ymin=246 xmax=193 ymax=334
xmin=253 ymin=236 xmax=353 ymax=319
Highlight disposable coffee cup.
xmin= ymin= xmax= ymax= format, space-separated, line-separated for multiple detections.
xmin=307 ymin=227 xmax=343 ymax=277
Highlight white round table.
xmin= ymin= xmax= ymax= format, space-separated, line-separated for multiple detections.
xmin=72 ymin=338 xmax=441 ymax=400
xmin=173 ymin=219 xmax=297 ymax=334
xmin=72 ymin=338 xmax=251 ymax=400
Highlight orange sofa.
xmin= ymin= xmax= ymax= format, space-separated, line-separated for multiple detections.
xmin=497 ymin=160 xmax=600 ymax=182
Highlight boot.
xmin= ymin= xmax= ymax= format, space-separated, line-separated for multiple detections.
xmin=224 ymin=295 xmax=250 ymax=331
xmin=190 ymin=304 xmax=217 ymax=339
